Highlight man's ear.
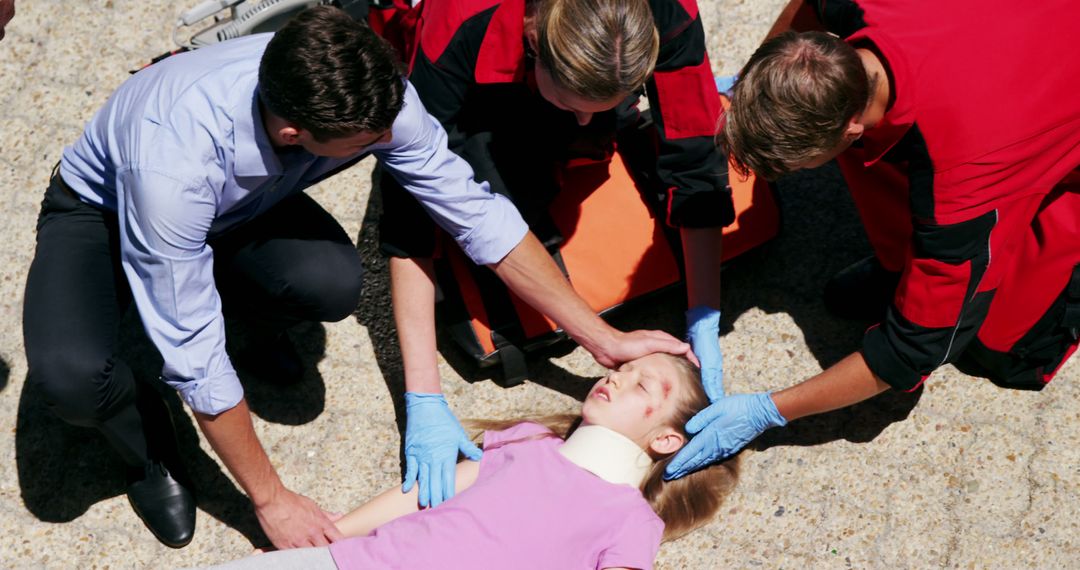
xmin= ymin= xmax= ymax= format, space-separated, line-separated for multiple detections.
xmin=277 ymin=124 xmax=304 ymax=146
xmin=843 ymin=118 xmax=865 ymax=142
xmin=649 ymin=427 xmax=686 ymax=456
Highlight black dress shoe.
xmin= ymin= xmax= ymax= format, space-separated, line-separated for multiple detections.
xmin=127 ymin=461 xmax=196 ymax=548
xmin=235 ymin=332 xmax=304 ymax=385
xmin=823 ymin=256 xmax=902 ymax=320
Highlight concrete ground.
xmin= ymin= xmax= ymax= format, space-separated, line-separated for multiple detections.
xmin=1 ymin=1 xmax=1078 ymax=568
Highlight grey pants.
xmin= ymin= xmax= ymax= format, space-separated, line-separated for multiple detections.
xmin=190 ymin=546 xmax=338 ymax=570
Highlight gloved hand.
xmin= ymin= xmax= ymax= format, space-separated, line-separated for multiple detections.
xmin=402 ymin=392 xmax=482 ymax=508
xmin=664 ymin=392 xmax=787 ymax=480
xmin=686 ymin=306 xmax=724 ymax=402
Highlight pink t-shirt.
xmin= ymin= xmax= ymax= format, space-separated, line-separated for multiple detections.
xmin=328 ymin=422 xmax=665 ymax=570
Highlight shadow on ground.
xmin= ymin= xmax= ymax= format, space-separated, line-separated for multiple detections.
xmin=356 ymin=161 xmax=920 ymax=453
xmin=14 ymin=309 xmax=332 ymax=547
xmin=0 ymin=358 xmax=9 ymax=394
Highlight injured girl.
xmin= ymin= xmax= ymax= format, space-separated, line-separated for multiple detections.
xmin=202 ymin=352 xmax=739 ymax=570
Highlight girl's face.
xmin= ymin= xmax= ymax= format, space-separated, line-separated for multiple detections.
xmin=581 ymin=353 xmax=689 ymax=453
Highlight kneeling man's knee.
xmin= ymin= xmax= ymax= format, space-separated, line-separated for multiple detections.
xmin=280 ymin=245 xmax=364 ymax=322
xmin=28 ymin=351 xmax=134 ymax=427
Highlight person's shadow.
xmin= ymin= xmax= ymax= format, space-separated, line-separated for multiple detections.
xmin=15 ymin=309 xmax=332 ymax=547
xmin=0 ymin=357 xmax=9 ymax=394
xmin=357 ymin=160 xmax=920 ymax=456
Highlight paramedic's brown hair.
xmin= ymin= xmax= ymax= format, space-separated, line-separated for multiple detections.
xmin=721 ymin=31 xmax=872 ymax=180
xmin=530 ymin=0 xmax=659 ymax=101
xmin=467 ymin=354 xmax=740 ymax=542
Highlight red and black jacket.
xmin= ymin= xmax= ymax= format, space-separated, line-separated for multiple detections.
xmin=814 ymin=0 xmax=1080 ymax=391
xmin=408 ymin=0 xmax=732 ymax=228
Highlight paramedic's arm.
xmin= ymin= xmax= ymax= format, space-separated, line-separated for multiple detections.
xmin=336 ymin=460 xmax=481 ymax=537
xmin=667 ymin=352 xmax=889 ymax=478
xmin=387 ymin=24 xmax=480 ymax=397
xmin=645 ymin=8 xmax=727 ymax=311
xmin=771 ymin=352 xmax=890 ymax=421
xmin=683 ymin=226 xmax=724 ymax=309
xmin=118 ymin=170 xmax=341 ymax=549
xmin=646 ymin=5 xmax=728 ymax=382
xmin=377 ymin=83 xmax=692 ymax=368
xmin=390 ymin=257 xmax=441 ymax=394
xmin=768 ymin=0 xmax=867 ymax=38
xmin=0 ymin=0 xmax=14 ymax=41
xmin=674 ymin=179 xmax=1000 ymax=474
xmin=764 ymin=0 xmax=822 ymax=38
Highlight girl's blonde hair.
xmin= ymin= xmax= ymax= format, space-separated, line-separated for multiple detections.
xmin=466 ymin=355 xmax=740 ymax=542
xmin=530 ymin=0 xmax=660 ymax=101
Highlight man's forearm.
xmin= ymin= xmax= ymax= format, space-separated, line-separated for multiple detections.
xmin=681 ymin=226 xmax=724 ymax=310
xmin=771 ymin=352 xmax=891 ymax=422
xmin=389 ymin=256 xmax=442 ymax=394
xmin=195 ymin=399 xmax=284 ymax=507
xmin=490 ymin=233 xmax=615 ymax=358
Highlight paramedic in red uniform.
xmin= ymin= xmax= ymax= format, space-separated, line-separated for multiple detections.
xmin=664 ymin=0 xmax=1080 ymax=479
xmin=378 ymin=0 xmax=732 ymax=502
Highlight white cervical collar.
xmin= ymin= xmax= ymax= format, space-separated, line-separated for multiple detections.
xmin=558 ymin=424 xmax=654 ymax=488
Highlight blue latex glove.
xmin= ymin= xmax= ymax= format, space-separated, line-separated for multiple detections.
xmin=686 ymin=306 xmax=724 ymax=402
xmin=402 ymin=392 xmax=482 ymax=508
xmin=715 ymin=74 xmax=738 ymax=97
xmin=665 ymin=392 xmax=787 ymax=480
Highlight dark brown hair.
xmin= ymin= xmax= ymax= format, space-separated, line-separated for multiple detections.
xmin=258 ymin=5 xmax=405 ymax=142
xmin=720 ymin=31 xmax=872 ymax=180
xmin=531 ymin=0 xmax=659 ymax=101
xmin=466 ymin=354 xmax=740 ymax=542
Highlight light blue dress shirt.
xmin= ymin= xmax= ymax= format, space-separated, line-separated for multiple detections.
xmin=59 ymin=34 xmax=527 ymax=415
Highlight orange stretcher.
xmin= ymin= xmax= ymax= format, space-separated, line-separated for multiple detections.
xmin=435 ymin=101 xmax=781 ymax=385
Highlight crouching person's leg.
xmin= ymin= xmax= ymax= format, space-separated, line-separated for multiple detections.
xmin=22 ymin=172 xmax=196 ymax=547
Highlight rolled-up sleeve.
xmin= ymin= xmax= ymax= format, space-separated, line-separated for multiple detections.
xmin=116 ymin=167 xmax=243 ymax=415
xmin=374 ymin=82 xmax=528 ymax=265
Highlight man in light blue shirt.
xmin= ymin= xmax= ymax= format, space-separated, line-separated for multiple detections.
xmin=23 ymin=6 xmax=690 ymax=549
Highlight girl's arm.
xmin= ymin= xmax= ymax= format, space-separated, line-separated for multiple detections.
xmin=335 ymin=459 xmax=482 ymax=538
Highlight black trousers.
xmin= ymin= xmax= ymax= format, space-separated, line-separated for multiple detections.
xmin=22 ymin=173 xmax=364 ymax=467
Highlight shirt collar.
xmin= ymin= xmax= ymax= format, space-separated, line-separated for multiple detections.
xmin=846 ymin=29 xmax=917 ymax=166
xmin=558 ymin=425 xmax=654 ymax=487
xmin=232 ymin=81 xmax=284 ymax=178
